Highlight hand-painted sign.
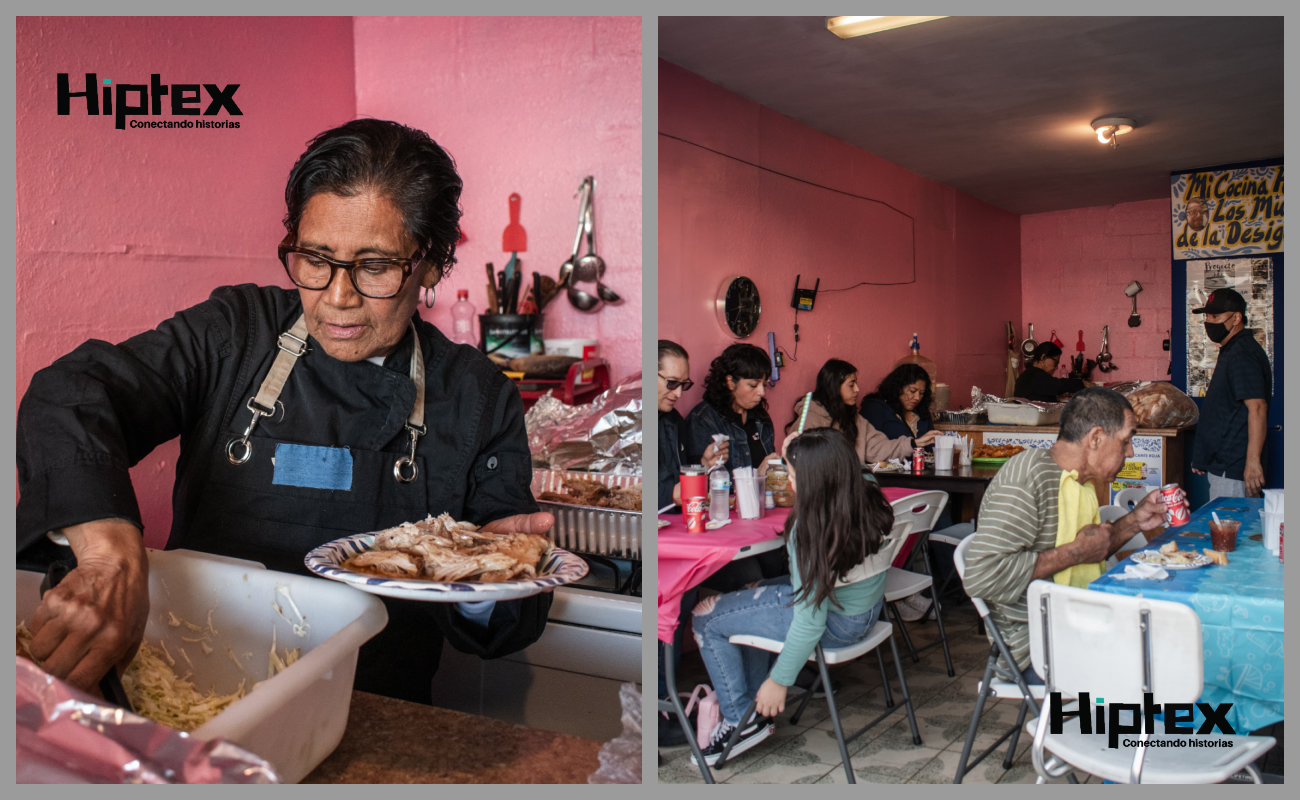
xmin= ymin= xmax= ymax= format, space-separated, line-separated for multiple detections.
xmin=1171 ymin=165 xmax=1283 ymax=260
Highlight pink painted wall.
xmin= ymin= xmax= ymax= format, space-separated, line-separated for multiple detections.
xmin=1020 ymin=199 xmax=1173 ymax=383
xmin=17 ymin=17 xmax=358 ymax=547
xmin=354 ymin=17 xmax=643 ymax=384
xmin=659 ymin=60 xmax=1022 ymax=427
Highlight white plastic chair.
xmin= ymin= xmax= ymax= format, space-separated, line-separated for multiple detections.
xmin=1114 ymin=487 xmax=1152 ymax=512
xmin=1025 ymin=581 xmax=1275 ymax=784
xmin=886 ymin=491 xmax=954 ymax=675
xmin=704 ymin=520 xmax=920 ymax=783
xmin=949 ymin=536 xmax=1081 ymax=784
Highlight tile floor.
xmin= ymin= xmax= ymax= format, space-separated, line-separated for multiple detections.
xmin=658 ymin=597 xmax=1106 ymax=785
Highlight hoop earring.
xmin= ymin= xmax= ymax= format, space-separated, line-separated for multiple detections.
xmin=423 ymin=286 xmax=435 ymax=309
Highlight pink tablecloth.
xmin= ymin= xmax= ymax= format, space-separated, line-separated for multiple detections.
xmin=657 ymin=487 xmax=920 ymax=642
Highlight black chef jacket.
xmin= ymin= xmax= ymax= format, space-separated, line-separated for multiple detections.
xmin=16 ymin=284 xmax=552 ymax=704
xmin=1013 ymin=367 xmax=1085 ymax=404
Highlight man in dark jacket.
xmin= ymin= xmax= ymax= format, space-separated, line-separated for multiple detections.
xmin=657 ymin=340 xmax=727 ymax=509
xmin=1190 ymin=288 xmax=1272 ymax=498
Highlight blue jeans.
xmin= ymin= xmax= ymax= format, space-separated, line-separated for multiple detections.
xmin=691 ymin=577 xmax=884 ymax=725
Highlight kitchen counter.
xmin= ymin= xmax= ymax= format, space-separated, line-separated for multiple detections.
xmin=935 ymin=422 xmax=1186 ymax=436
xmin=303 ymin=691 xmax=603 ymax=784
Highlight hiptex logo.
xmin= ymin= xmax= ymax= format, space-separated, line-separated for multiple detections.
xmin=1049 ymin=692 xmax=1236 ymax=749
xmin=57 ymin=73 xmax=242 ymax=130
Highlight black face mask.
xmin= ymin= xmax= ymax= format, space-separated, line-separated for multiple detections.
xmin=1204 ymin=321 xmax=1230 ymax=343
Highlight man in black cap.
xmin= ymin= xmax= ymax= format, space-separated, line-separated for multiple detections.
xmin=1191 ymin=287 xmax=1271 ymax=498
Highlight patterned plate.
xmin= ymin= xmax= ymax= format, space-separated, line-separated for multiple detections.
xmin=1130 ymin=550 xmax=1213 ymax=570
xmin=304 ymin=533 xmax=589 ymax=602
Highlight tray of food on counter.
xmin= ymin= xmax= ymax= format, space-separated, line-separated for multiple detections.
xmin=531 ymin=469 xmax=642 ymax=560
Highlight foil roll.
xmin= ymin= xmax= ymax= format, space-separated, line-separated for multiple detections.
xmin=15 ymin=657 xmax=280 ymax=784
xmin=525 ymin=373 xmax=642 ymax=475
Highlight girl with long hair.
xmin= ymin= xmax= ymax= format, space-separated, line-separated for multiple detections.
xmin=687 ymin=429 xmax=897 ymax=765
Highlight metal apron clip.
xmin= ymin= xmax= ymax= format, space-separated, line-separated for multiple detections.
xmin=226 ymin=315 xmax=427 ymax=485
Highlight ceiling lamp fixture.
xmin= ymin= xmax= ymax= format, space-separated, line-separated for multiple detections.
xmin=826 ymin=16 xmax=948 ymax=39
xmin=1091 ymin=116 xmax=1136 ymax=149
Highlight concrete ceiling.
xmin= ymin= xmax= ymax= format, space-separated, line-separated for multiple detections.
xmin=659 ymin=16 xmax=1283 ymax=215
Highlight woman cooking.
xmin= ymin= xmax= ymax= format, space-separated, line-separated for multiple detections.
xmin=681 ymin=343 xmax=776 ymax=474
xmin=858 ymin=363 xmax=941 ymax=455
xmin=1014 ymin=341 xmax=1092 ymax=403
xmin=16 ymin=119 xmax=554 ymax=705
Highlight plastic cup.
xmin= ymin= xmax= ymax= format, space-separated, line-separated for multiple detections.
xmin=934 ymin=438 xmax=955 ymax=470
xmin=1209 ymin=519 xmax=1240 ymax=553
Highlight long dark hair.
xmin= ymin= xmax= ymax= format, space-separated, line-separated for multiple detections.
xmin=701 ymin=343 xmax=771 ymax=422
xmin=284 ymin=119 xmax=464 ymax=277
xmin=864 ymin=363 xmax=933 ymax=421
xmin=782 ymin=429 xmax=893 ymax=610
xmin=787 ymin=358 xmax=859 ymax=443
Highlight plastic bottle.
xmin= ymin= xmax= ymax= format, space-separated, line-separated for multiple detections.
xmin=764 ymin=490 xmax=775 ymax=510
xmin=708 ymin=468 xmax=731 ymax=523
xmin=893 ymin=333 xmax=938 ymax=400
xmin=451 ymin=289 xmax=477 ymax=346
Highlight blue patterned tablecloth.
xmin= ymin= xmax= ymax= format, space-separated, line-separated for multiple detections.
xmin=1091 ymin=498 xmax=1283 ymax=734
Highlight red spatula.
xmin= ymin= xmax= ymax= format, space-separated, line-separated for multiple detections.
xmin=503 ymin=193 xmax=526 ymax=251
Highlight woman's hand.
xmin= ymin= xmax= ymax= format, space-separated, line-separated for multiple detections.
xmin=914 ymin=429 xmax=940 ymax=447
xmin=672 ymin=482 xmax=681 ymax=505
xmin=702 ymin=440 xmax=730 ymax=470
xmin=481 ymin=512 xmax=555 ymax=536
xmin=27 ymin=519 xmax=150 ymax=693
xmin=755 ymin=677 xmax=788 ymax=718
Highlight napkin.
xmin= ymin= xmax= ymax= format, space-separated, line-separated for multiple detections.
xmin=1111 ymin=562 xmax=1170 ymax=581
xmin=1262 ymin=489 xmax=1283 ymax=555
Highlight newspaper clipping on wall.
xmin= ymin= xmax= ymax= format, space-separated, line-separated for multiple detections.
xmin=1185 ymin=257 xmax=1274 ymax=397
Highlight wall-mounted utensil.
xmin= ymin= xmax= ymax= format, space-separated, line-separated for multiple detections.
xmin=502 ymin=192 xmax=527 ymax=285
xmin=1097 ymin=325 xmax=1115 ymax=372
xmin=1020 ymin=322 xmax=1038 ymax=359
xmin=558 ymin=178 xmax=590 ymax=292
xmin=1125 ymin=280 xmax=1143 ymax=327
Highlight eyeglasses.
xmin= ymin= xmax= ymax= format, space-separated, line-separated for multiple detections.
xmin=278 ymin=233 xmax=430 ymax=299
xmin=658 ymin=374 xmax=694 ymax=392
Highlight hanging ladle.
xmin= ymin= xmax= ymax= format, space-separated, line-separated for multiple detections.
xmin=577 ymin=180 xmax=620 ymax=303
xmin=558 ymin=178 xmax=589 ymax=290
xmin=1097 ymin=325 xmax=1116 ymax=372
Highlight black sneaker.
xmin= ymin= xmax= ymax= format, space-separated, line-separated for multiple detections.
xmin=689 ymin=716 xmax=774 ymax=766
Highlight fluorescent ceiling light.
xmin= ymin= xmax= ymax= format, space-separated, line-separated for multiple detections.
xmin=826 ymin=16 xmax=948 ymax=39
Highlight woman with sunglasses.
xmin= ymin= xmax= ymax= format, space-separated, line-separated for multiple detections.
xmin=16 ymin=120 xmax=553 ymax=706
xmin=657 ymin=340 xmax=729 ymax=510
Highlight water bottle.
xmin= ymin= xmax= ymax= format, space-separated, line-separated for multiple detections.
xmin=708 ymin=468 xmax=731 ymax=523
xmin=451 ymin=289 xmax=476 ymax=346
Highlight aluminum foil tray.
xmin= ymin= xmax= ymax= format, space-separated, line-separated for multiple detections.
xmin=532 ymin=469 xmax=642 ymax=559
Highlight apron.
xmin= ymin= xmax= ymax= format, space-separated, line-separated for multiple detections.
xmin=177 ymin=316 xmax=456 ymax=703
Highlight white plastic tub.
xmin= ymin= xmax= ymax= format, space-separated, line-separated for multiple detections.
xmin=987 ymin=401 xmax=1063 ymax=427
xmin=17 ymin=548 xmax=387 ymax=783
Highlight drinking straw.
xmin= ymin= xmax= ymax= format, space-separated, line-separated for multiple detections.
xmin=797 ymin=391 xmax=814 ymax=433
xmin=1212 ymin=512 xmax=1222 ymax=526
xmin=658 ymin=504 xmax=676 ymax=515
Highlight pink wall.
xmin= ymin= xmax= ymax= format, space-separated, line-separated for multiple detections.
xmin=17 ymin=17 xmax=358 ymax=547
xmin=659 ymin=60 xmax=1022 ymax=427
xmin=354 ymin=17 xmax=643 ymax=384
xmin=1020 ymin=199 xmax=1173 ymax=383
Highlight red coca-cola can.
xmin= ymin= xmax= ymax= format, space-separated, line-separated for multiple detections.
xmin=681 ymin=465 xmax=708 ymax=533
xmin=913 ymin=447 xmax=926 ymax=472
xmin=1159 ymin=483 xmax=1190 ymax=527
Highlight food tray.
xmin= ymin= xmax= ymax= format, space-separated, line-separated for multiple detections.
xmin=305 ymin=535 xmax=588 ymax=602
xmin=532 ymin=469 xmax=642 ymax=559
xmin=987 ymin=402 xmax=1063 ymax=427
xmin=17 ymin=549 xmax=388 ymax=784
xmin=971 ymin=456 xmax=1011 ymax=465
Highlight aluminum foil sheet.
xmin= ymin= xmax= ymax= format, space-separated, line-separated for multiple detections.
xmin=531 ymin=469 xmax=641 ymax=558
xmin=587 ymin=682 xmax=641 ymax=784
xmin=525 ymin=373 xmax=642 ymax=475
xmin=968 ymin=386 xmax=1061 ymax=412
xmin=15 ymin=657 xmax=280 ymax=784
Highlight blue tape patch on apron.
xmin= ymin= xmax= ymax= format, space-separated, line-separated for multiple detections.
xmin=272 ymin=443 xmax=354 ymax=491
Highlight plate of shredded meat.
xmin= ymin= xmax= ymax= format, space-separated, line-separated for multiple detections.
xmin=538 ymin=477 xmax=642 ymax=511
xmin=304 ymin=513 xmax=589 ymax=601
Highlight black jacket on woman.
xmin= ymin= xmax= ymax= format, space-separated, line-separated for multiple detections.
xmin=16 ymin=284 xmax=551 ymax=704
xmin=681 ymin=400 xmax=775 ymax=473
xmin=1014 ymin=367 xmax=1085 ymax=404
xmin=859 ymin=396 xmax=933 ymax=450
